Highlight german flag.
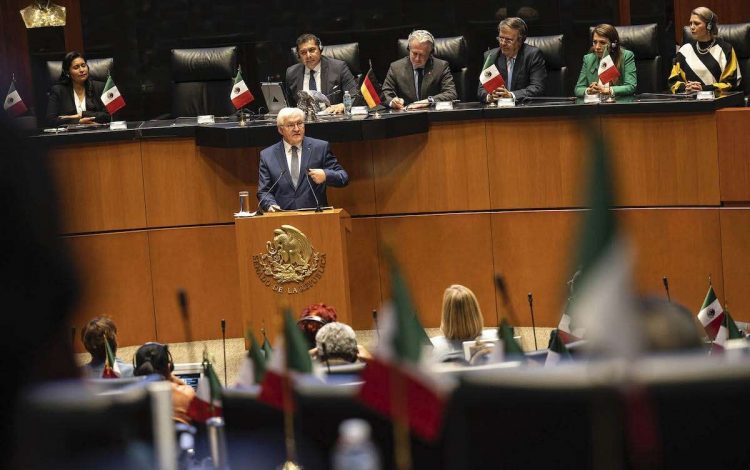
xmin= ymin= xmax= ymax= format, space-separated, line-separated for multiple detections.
xmin=360 ymin=67 xmax=382 ymax=108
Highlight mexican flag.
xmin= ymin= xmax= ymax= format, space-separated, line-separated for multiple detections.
xmin=187 ymin=355 xmax=223 ymax=423
xmin=230 ymin=69 xmax=254 ymax=109
xmin=262 ymin=330 xmax=273 ymax=360
xmin=711 ymin=309 xmax=743 ymax=353
xmin=480 ymin=53 xmax=505 ymax=93
xmin=360 ymin=67 xmax=382 ymax=109
xmin=236 ymin=330 xmax=268 ymax=387
xmin=545 ymin=329 xmax=571 ymax=366
xmin=557 ymin=306 xmax=584 ymax=344
xmin=358 ymin=255 xmax=448 ymax=442
xmin=257 ymin=310 xmax=312 ymax=410
xmin=3 ymin=80 xmax=27 ymax=117
xmin=598 ymin=47 xmax=621 ymax=85
xmin=493 ymin=318 xmax=523 ymax=363
xmin=697 ymin=285 xmax=724 ymax=341
xmin=102 ymin=335 xmax=120 ymax=378
xmin=100 ymin=75 xmax=126 ymax=115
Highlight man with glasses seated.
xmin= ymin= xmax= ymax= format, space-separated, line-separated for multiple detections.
xmin=257 ymin=107 xmax=349 ymax=212
xmin=477 ymin=17 xmax=547 ymax=103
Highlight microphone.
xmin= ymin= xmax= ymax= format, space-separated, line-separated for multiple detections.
xmin=326 ymin=84 xmax=342 ymax=100
xmin=220 ymin=319 xmax=227 ymax=386
xmin=305 ymin=171 xmax=323 ymax=212
xmin=494 ymin=273 xmax=519 ymax=326
xmin=304 ymin=90 xmax=330 ymax=107
xmin=662 ymin=277 xmax=671 ymax=302
xmin=256 ymin=169 xmax=287 ymax=215
xmin=372 ymin=309 xmax=379 ymax=339
xmin=177 ymin=288 xmax=196 ymax=362
xmin=527 ymin=292 xmax=538 ymax=350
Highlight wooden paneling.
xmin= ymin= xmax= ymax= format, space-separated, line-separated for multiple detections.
xmin=347 ymin=218 xmax=382 ymax=329
xmin=602 ymin=113 xmax=720 ymax=206
xmin=372 ymin=120 xmax=490 ymax=214
xmin=65 ymin=231 xmax=156 ymax=351
xmin=720 ymin=209 xmax=750 ymax=322
xmin=328 ymin=141 xmax=377 ymax=216
xmin=148 ymin=225 xmax=242 ymax=344
xmin=141 ymin=138 xmax=256 ymax=227
xmin=491 ymin=210 xmax=582 ymax=327
xmin=674 ymin=1 xmax=750 ymax=42
xmin=618 ymin=209 xmax=724 ymax=309
xmin=0 ymin=0 xmax=34 ymax=107
xmin=48 ymin=141 xmax=147 ymax=234
xmin=717 ymin=108 xmax=750 ymax=203
xmin=377 ymin=213 xmax=496 ymax=329
xmin=58 ymin=0 xmax=83 ymax=52
xmin=486 ymin=117 xmax=589 ymax=210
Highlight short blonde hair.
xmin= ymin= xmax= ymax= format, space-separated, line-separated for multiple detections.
xmin=440 ymin=284 xmax=484 ymax=340
xmin=276 ymin=107 xmax=304 ymax=126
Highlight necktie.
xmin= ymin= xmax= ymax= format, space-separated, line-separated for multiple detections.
xmin=309 ymin=70 xmax=317 ymax=91
xmin=291 ymin=146 xmax=300 ymax=189
xmin=416 ymin=68 xmax=424 ymax=100
xmin=507 ymin=58 xmax=515 ymax=90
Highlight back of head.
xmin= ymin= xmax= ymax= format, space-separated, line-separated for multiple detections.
xmin=639 ymin=297 xmax=704 ymax=353
xmin=133 ymin=342 xmax=173 ymax=378
xmin=315 ymin=322 xmax=358 ymax=363
xmin=441 ymin=284 xmax=484 ymax=341
xmin=298 ymin=302 xmax=338 ymax=347
xmin=81 ymin=316 xmax=118 ymax=361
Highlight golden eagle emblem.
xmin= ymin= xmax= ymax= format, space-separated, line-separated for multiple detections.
xmin=254 ymin=225 xmax=324 ymax=284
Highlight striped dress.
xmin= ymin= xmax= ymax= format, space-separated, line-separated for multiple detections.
xmin=669 ymin=38 xmax=741 ymax=93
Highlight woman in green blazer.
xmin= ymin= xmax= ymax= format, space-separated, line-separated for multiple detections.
xmin=575 ymin=24 xmax=637 ymax=97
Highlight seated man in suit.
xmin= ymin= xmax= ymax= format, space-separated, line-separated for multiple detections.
xmin=257 ymin=107 xmax=349 ymax=212
xmin=477 ymin=17 xmax=547 ymax=102
xmin=285 ymin=33 xmax=358 ymax=114
xmin=382 ymin=30 xmax=458 ymax=109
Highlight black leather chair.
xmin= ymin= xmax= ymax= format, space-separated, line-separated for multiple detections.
xmin=171 ymin=46 xmax=237 ymax=117
xmin=289 ymin=42 xmax=362 ymax=83
xmin=525 ymin=34 xmax=567 ymax=96
xmin=682 ymin=23 xmax=750 ymax=96
xmin=46 ymin=57 xmax=114 ymax=88
xmin=590 ymin=23 xmax=662 ymax=94
xmin=397 ymin=36 xmax=470 ymax=102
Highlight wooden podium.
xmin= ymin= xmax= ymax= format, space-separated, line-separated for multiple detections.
xmin=235 ymin=209 xmax=351 ymax=342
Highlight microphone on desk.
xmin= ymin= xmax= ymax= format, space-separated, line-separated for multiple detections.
xmin=326 ymin=85 xmax=342 ymax=101
xmin=220 ymin=319 xmax=227 ymax=386
xmin=256 ymin=169 xmax=287 ymax=215
xmin=305 ymin=171 xmax=323 ymax=212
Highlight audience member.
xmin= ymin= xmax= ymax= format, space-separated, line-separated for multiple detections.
xmin=431 ymin=284 xmax=493 ymax=362
xmin=80 ymin=315 xmax=134 ymax=378
xmin=133 ymin=342 xmax=195 ymax=424
xmin=297 ymin=302 xmax=338 ymax=348
xmin=312 ymin=322 xmax=371 ymax=365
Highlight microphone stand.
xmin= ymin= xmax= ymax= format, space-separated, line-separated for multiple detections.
xmin=662 ymin=277 xmax=671 ymax=303
xmin=305 ymin=173 xmax=323 ymax=212
xmin=256 ymin=169 xmax=287 ymax=216
xmin=220 ymin=319 xmax=227 ymax=386
xmin=178 ymin=289 xmax=196 ymax=363
xmin=527 ymin=293 xmax=538 ymax=350
xmin=372 ymin=309 xmax=379 ymax=339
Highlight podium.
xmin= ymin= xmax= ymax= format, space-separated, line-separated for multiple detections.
xmin=235 ymin=209 xmax=351 ymax=342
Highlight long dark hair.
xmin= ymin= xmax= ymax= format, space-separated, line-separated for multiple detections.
xmin=591 ymin=24 xmax=623 ymax=73
xmin=58 ymin=51 xmax=95 ymax=96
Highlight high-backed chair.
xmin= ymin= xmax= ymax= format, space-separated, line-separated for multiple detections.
xmin=682 ymin=23 xmax=750 ymax=96
xmin=591 ymin=23 xmax=662 ymax=93
xmin=288 ymin=42 xmax=362 ymax=82
xmin=525 ymin=34 xmax=567 ymax=96
xmin=397 ymin=36 xmax=470 ymax=102
xmin=171 ymin=46 xmax=237 ymax=117
xmin=46 ymin=57 xmax=114 ymax=89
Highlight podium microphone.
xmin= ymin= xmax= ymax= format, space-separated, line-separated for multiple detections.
xmin=662 ymin=277 xmax=671 ymax=302
xmin=527 ymin=293 xmax=538 ymax=350
xmin=177 ymin=288 xmax=196 ymax=362
xmin=305 ymin=172 xmax=323 ymax=212
xmin=220 ymin=319 xmax=227 ymax=386
xmin=256 ymin=169 xmax=287 ymax=215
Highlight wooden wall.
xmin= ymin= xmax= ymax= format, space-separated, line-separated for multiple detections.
xmin=673 ymin=0 xmax=750 ymax=42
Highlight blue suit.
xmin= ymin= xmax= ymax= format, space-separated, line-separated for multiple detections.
xmin=257 ymin=136 xmax=349 ymax=211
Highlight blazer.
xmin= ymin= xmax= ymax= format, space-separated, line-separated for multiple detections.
xmin=574 ymin=48 xmax=637 ymax=97
xmin=285 ymin=56 xmax=357 ymax=106
xmin=476 ymin=43 xmax=547 ymax=102
xmin=45 ymin=80 xmax=110 ymax=126
xmin=257 ymin=136 xmax=349 ymax=211
xmin=382 ymin=56 xmax=457 ymax=105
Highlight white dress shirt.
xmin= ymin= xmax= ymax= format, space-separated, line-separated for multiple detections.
xmin=73 ymin=89 xmax=87 ymax=114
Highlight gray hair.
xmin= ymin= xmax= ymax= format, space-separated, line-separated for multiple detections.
xmin=408 ymin=29 xmax=435 ymax=49
xmin=315 ymin=322 xmax=358 ymax=362
xmin=498 ymin=17 xmax=528 ymax=40
xmin=276 ymin=107 xmax=304 ymax=126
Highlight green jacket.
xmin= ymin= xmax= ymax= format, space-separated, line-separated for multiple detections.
xmin=574 ymin=48 xmax=637 ymax=97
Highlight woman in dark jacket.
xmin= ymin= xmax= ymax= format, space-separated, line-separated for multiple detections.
xmin=45 ymin=51 xmax=110 ymax=126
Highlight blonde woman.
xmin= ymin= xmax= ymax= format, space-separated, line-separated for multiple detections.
xmin=431 ymin=284 xmax=493 ymax=361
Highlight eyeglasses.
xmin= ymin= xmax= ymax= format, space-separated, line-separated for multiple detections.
xmin=496 ymin=36 xmax=517 ymax=44
xmin=281 ymin=121 xmax=305 ymax=130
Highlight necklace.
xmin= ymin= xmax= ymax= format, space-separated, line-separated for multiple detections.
xmin=696 ymin=39 xmax=715 ymax=55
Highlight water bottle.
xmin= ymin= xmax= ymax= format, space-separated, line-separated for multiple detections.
xmin=343 ymin=90 xmax=353 ymax=116
xmin=332 ymin=419 xmax=380 ymax=470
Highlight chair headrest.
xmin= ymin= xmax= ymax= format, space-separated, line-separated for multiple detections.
xmin=171 ymin=46 xmax=238 ymax=82
xmin=46 ymin=57 xmax=113 ymax=84
xmin=397 ymin=36 xmax=468 ymax=69
xmin=525 ymin=34 xmax=565 ymax=69
xmin=683 ymin=23 xmax=750 ymax=57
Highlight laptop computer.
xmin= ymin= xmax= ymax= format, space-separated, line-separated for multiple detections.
xmin=261 ymin=82 xmax=289 ymax=114
xmin=173 ymin=362 xmax=204 ymax=391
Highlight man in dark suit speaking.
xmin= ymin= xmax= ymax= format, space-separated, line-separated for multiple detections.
xmin=477 ymin=17 xmax=547 ymax=102
xmin=285 ymin=33 xmax=357 ymax=114
xmin=257 ymin=107 xmax=349 ymax=212
xmin=382 ymin=29 xmax=457 ymax=109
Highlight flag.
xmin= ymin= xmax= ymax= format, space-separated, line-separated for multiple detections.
xmin=557 ymin=298 xmax=584 ymax=344
xmin=100 ymin=75 xmax=126 ymax=115
xmin=480 ymin=53 xmax=505 ymax=93
xmin=4 ymin=80 xmax=27 ymax=118
xmin=545 ymin=329 xmax=571 ymax=366
xmin=598 ymin=47 xmax=621 ymax=85
xmin=697 ymin=285 xmax=724 ymax=341
xmin=498 ymin=318 xmax=523 ymax=358
xmin=360 ymin=67 xmax=382 ymax=108
xmin=358 ymin=254 xmax=448 ymax=442
xmin=262 ymin=331 xmax=273 ymax=360
xmin=711 ymin=309 xmax=743 ymax=353
xmin=236 ymin=330 xmax=267 ymax=387
xmin=230 ymin=69 xmax=254 ymax=109
xmin=187 ymin=353 xmax=223 ymax=422
xmin=102 ymin=334 xmax=120 ymax=378
xmin=257 ymin=309 xmax=312 ymax=410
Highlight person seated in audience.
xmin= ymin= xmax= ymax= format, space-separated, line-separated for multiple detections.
xmin=431 ymin=284 xmax=494 ymax=362
xmin=311 ymin=322 xmax=371 ymax=365
xmin=46 ymin=51 xmax=110 ymax=126
xmin=133 ymin=342 xmax=195 ymax=424
xmin=669 ymin=7 xmax=741 ymax=93
xmin=574 ymin=24 xmax=637 ymax=98
xmin=80 ymin=315 xmax=134 ymax=378
xmin=297 ymin=302 xmax=338 ymax=348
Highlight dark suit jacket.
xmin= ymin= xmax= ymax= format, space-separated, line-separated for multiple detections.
xmin=45 ymin=80 xmax=110 ymax=126
xmin=285 ymin=56 xmax=357 ymax=106
xmin=476 ymin=43 xmax=547 ymax=102
xmin=257 ymin=136 xmax=349 ymax=211
xmin=382 ymin=56 xmax=457 ymax=105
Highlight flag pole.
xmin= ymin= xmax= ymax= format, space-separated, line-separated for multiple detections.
xmin=279 ymin=304 xmax=300 ymax=470
xmin=390 ymin=366 xmax=412 ymax=470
